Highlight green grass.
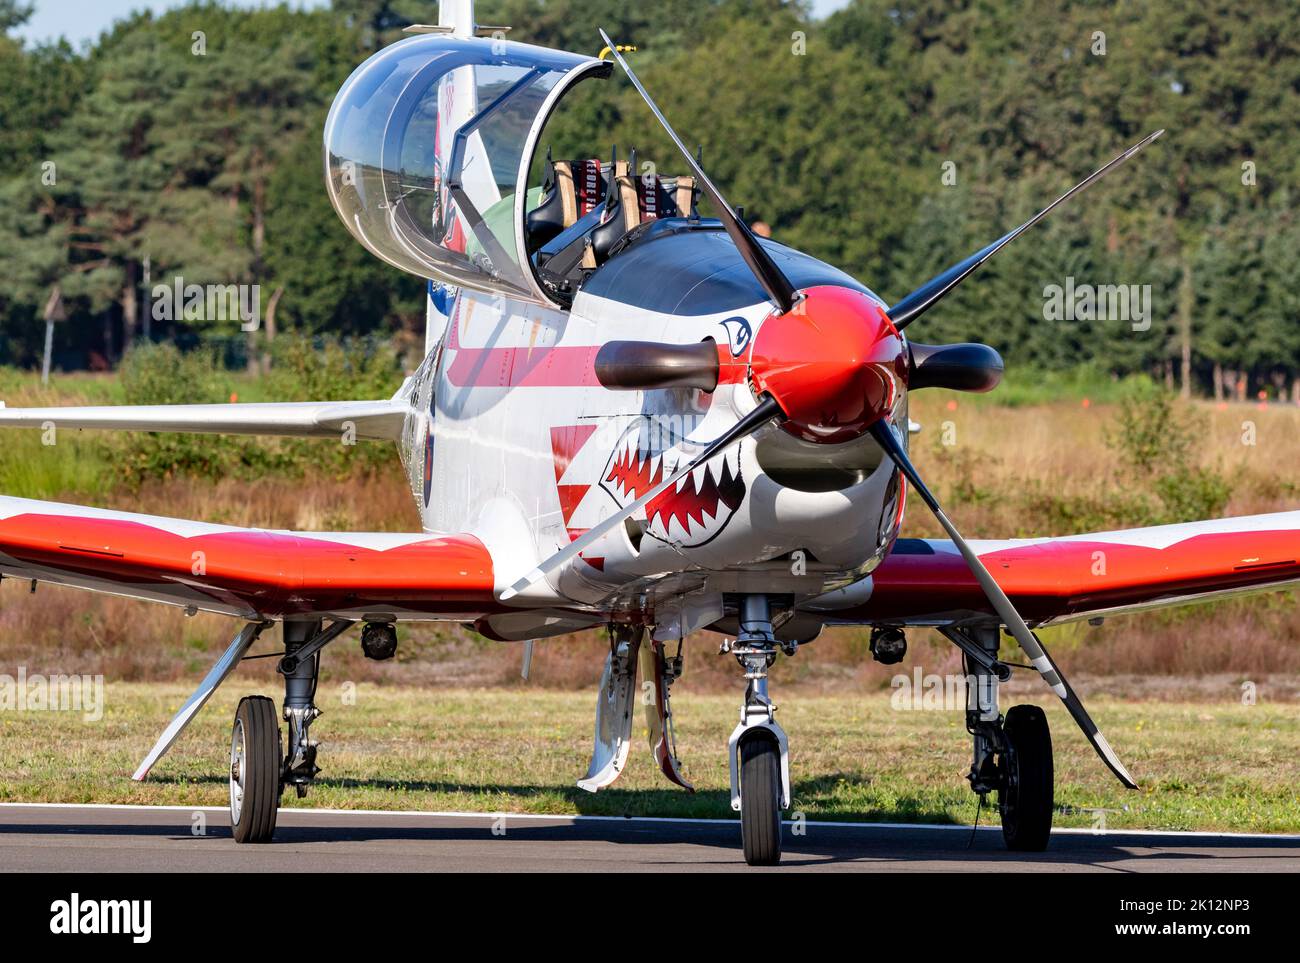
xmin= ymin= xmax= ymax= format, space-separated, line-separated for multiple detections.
xmin=0 ymin=372 xmax=121 ymax=499
xmin=0 ymin=430 xmax=117 ymax=499
xmin=2 ymin=683 xmax=1297 ymax=833
xmin=962 ymin=362 xmax=1155 ymax=408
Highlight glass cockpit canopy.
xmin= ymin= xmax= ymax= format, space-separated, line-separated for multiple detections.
xmin=324 ymin=34 xmax=606 ymax=302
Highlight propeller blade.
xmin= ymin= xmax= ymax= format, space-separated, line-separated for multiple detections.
xmin=597 ymin=28 xmax=798 ymax=315
xmin=887 ymin=130 xmax=1164 ymax=331
xmin=868 ymin=419 xmax=1137 ymax=789
xmin=501 ymin=395 xmax=785 ymax=601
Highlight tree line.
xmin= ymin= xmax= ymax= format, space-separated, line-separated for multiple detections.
xmin=0 ymin=0 xmax=1295 ymax=397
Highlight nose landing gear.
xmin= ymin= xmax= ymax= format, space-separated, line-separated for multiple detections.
xmin=726 ymin=595 xmax=792 ymax=866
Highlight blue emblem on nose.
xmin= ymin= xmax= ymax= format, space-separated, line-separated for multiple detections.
xmin=720 ymin=316 xmax=752 ymax=357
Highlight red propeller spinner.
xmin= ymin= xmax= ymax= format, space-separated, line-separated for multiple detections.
xmin=747 ymin=285 xmax=907 ymax=444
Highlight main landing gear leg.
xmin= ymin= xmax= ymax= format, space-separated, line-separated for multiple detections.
xmin=280 ymin=619 xmax=326 ymax=799
xmin=959 ymin=625 xmax=1054 ymax=852
xmin=727 ymin=595 xmax=792 ymax=866
xmin=231 ymin=618 xmax=351 ymax=844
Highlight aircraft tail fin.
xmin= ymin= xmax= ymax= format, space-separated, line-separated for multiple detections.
xmin=438 ymin=0 xmax=476 ymax=38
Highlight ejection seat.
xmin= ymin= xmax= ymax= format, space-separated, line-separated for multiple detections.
xmin=526 ymin=153 xmax=610 ymax=247
xmin=528 ymin=148 xmax=698 ymax=303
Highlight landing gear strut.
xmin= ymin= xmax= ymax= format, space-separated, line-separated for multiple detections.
xmin=229 ymin=619 xmax=352 ymax=844
xmin=954 ymin=625 xmax=1055 ymax=851
xmin=727 ymin=595 xmax=792 ymax=866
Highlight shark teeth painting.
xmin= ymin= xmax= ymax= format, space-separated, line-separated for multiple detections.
xmin=600 ymin=423 xmax=745 ymax=548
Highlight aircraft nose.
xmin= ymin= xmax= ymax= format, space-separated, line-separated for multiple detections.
xmin=748 ymin=285 xmax=907 ymax=444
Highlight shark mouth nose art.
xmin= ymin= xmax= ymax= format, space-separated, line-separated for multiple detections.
xmin=601 ymin=425 xmax=746 ymax=548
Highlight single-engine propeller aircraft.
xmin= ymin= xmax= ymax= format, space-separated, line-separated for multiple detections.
xmin=3 ymin=1 xmax=1298 ymax=865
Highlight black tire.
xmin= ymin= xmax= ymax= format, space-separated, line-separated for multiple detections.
xmin=999 ymin=704 xmax=1053 ymax=852
xmin=739 ymin=735 xmax=783 ymax=866
xmin=230 ymin=695 xmax=282 ymax=844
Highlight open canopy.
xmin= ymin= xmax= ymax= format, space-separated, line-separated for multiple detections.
xmin=324 ymin=33 xmax=607 ymax=301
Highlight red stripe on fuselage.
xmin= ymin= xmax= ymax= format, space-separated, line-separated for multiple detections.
xmin=446 ymin=342 xmax=604 ymax=389
xmin=444 ymin=313 xmax=602 ymax=388
xmin=445 ymin=320 xmax=746 ymax=389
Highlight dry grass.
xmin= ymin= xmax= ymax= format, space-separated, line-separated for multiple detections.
xmin=122 ymin=473 xmax=420 ymax=532
xmin=905 ymin=392 xmax=1300 ymax=535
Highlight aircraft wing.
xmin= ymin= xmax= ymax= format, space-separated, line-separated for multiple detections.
xmin=0 ymin=495 xmax=496 ymax=620
xmin=822 ymin=511 xmax=1300 ymax=626
xmin=0 ymin=400 xmax=406 ymax=441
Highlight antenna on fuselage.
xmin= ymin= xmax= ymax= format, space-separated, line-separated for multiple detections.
xmin=435 ymin=0 xmax=476 ymax=38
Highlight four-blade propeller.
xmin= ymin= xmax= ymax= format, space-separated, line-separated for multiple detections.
xmin=505 ymin=31 xmax=1164 ymax=787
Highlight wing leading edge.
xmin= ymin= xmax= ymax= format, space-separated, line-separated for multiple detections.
xmin=0 ymin=496 xmax=496 ymax=620
xmin=826 ymin=512 xmax=1300 ymax=626
xmin=0 ymin=399 xmax=406 ymax=441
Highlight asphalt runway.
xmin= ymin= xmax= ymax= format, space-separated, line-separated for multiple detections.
xmin=3 ymin=803 xmax=1299 ymax=872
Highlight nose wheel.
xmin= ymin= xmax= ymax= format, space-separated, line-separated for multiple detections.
xmin=739 ymin=735 xmax=782 ymax=865
xmin=229 ymin=695 xmax=282 ymax=844
xmin=998 ymin=704 xmax=1054 ymax=851
xmin=727 ymin=595 xmax=793 ymax=866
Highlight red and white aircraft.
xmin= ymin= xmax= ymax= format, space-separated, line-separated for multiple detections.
xmin=2 ymin=3 xmax=1297 ymax=864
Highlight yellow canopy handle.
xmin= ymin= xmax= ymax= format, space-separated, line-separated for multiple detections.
xmin=598 ymin=44 xmax=637 ymax=61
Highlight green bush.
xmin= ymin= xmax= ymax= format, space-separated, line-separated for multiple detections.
xmin=1105 ymin=386 xmax=1231 ymax=525
xmin=264 ymin=335 xmax=402 ymax=403
xmin=1022 ymin=485 xmax=1155 ymax=535
xmin=1019 ymin=386 xmax=1232 ymax=533
xmin=1106 ymin=383 xmax=1197 ymax=475
xmin=265 ymin=336 xmax=403 ymax=479
xmin=1152 ymin=466 xmax=1233 ymax=524
xmin=927 ymin=440 xmax=996 ymax=509
xmin=111 ymin=338 xmax=404 ymax=486
xmin=114 ymin=344 xmax=258 ymax=484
